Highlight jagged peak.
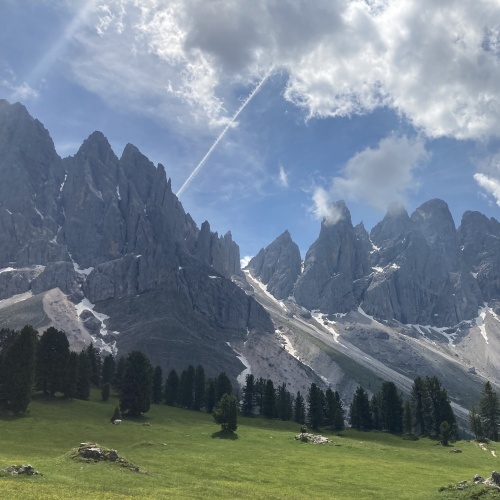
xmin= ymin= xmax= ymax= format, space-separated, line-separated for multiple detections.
xmin=76 ymin=131 xmax=116 ymax=161
xmin=320 ymin=199 xmax=352 ymax=227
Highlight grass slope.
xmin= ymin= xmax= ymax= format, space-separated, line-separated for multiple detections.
xmin=1 ymin=392 xmax=499 ymax=499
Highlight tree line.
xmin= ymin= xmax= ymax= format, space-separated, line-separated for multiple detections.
xmin=8 ymin=324 xmax=500 ymax=446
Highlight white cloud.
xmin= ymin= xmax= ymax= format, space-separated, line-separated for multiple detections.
xmin=277 ymin=164 xmax=289 ymax=188
xmin=8 ymin=82 xmax=40 ymax=101
xmin=311 ymin=186 xmax=345 ymax=225
xmin=474 ymin=173 xmax=500 ymax=206
xmin=240 ymin=255 xmax=253 ymax=268
xmin=53 ymin=0 xmax=500 ymax=141
xmin=330 ymin=135 xmax=429 ymax=211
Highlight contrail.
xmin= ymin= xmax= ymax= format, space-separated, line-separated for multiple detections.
xmin=176 ymin=65 xmax=275 ymax=198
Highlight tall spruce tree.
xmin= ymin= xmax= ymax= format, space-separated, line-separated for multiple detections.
xmin=254 ymin=377 xmax=266 ymax=415
xmin=241 ymin=374 xmax=255 ymax=417
xmin=86 ymin=342 xmax=101 ymax=387
xmin=379 ymin=381 xmax=403 ymax=433
xmin=112 ymin=357 xmax=126 ymax=392
xmin=120 ymin=351 xmax=153 ymax=417
xmin=294 ymin=391 xmax=306 ymax=424
xmin=410 ymin=377 xmax=426 ymax=435
xmin=350 ymin=387 xmax=372 ymax=430
xmin=1 ymin=325 xmax=37 ymax=414
xmin=76 ymin=350 xmax=91 ymax=400
xmin=469 ymin=406 xmax=484 ymax=441
xmin=164 ymin=369 xmax=179 ymax=406
xmin=63 ymin=351 xmax=79 ymax=399
xmin=152 ymin=365 xmax=163 ymax=404
xmin=101 ymin=354 xmax=115 ymax=386
xmin=480 ymin=381 xmax=500 ymax=441
xmin=36 ymin=327 xmax=70 ymax=395
xmin=215 ymin=371 xmax=232 ymax=404
xmin=333 ymin=391 xmax=345 ymax=431
xmin=205 ymin=378 xmax=216 ymax=413
xmin=403 ymin=400 xmax=413 ymax=435
xmin=193 ymin=365 xmax=206 ymax=411
xmin=179 ymin=366 xmax=195 ymax=409
xmin=307 ymin=383 xmax=324 ymax=430
xmin=263 ymin=379 xmax=276 ymax=418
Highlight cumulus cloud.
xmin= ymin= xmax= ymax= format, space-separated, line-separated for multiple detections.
xmin=240 ymin=255 xmax=253 ymax=269
xmin=311 ymin=186 xmax=345 ymax=225
xmin=331 ymin=135 xmax=429 ymax=210
xmin=0 ymin=67 xmax=40 ymax=101
xmin=51 ymin=0 xmax=500 ymax=140
xmin=474 ymin=151 xmax=500 ymax=205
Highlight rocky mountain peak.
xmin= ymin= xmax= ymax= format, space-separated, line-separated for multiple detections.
xmin=248 ymin=230 xmax=301 ymax=300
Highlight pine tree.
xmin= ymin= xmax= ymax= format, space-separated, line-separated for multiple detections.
xmin=76 ymin=350 xmax=91 ymax=400
xmin=403 ymin=400 xmax=413 ymax=435
xmin=101 ymin=383 xmax=111 ymax=401
xmin=263 ymin=379 xmax=276 ymax=418
xmin=480 ymin=381 xmax=500 ymax=441
xmin=324 ymin=388 xmax=337 ymax=429
xmin=307 ymin=383 xmax=324 ymax=430
xmin=410 ymin=377 xmax=426 ymax=435
xmin=469 ymin=406 xmax=484 ymax=440
xmin=101 ymin=354 xmax=115 ymax=386
xmin=1 ymin=325 xmax=37 ymax=414
xmin=205 ymin=378 xmax=216 ymax=413
xmin=294 ymin=391 xmax=306 ymax=424
xmin=379 ymin=381 xmax=403 ymax=433
xmin=241 ymin=374 xmax=255 ymax=417
xmin=164 ymin=369 xmax=179 ymax=406
xmin=179 ymin=366 xmax=195 ymax=409
xmin=36 ymin=327 xmax=70 ymax=395
xmin=370 ymin=394 xmax=381 ymax=431
xmin=152 ymin=366 xmax=163 ymax=404
xmin=120 ymin=351 xmax=153 ymax=417
xmin=86 ymin=342 xmax=101 ymax=387
xmin=215 ymin=371 xmax=232 ymax=404
xmin=193 ymin=365 xmax=205 ymax=411
xmin=63 ymin=351 xmax=79 ymax=399
xmin=333 ymin=391 xmax=345 ymax=431
xmin=112 ymin=357 xmax=126 ymax=392
xmin=254 ymin=377 xmax=266 ymax=415
xmin=350 ymin=387 xmax=372 ymax=430
xmin=440 ymin=421 xmax=451 ymax=446
xmin=213 ymin=393 xmax=238 ymax=432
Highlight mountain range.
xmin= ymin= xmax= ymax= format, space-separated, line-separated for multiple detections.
xmin=1 ymin=98 xmax=500 ymax=424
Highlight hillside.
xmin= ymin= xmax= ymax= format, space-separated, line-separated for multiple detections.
xmin=1 ymin=393 xmax=499 ymax=499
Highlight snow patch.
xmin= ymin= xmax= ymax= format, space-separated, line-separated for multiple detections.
xmin=372 ymin=266 xmax=384 ymax=273
xmin=60 ymin=173 xmax=67 ymax=192
xmin=34 ymin=207 xmax=44 ymax=220
xmin=476 ymin=307 xmax=488 ymax=344
xmin=0 ymin=267 xmax=16 ymax=274
xmin=208 ymin=275 xmax=220 ymax=279
xmin=369 ymin=239 xmax=380 ymax=253
xmin=471 ymin=272 xmax=478 ymax=279
xmin=276 ymin=330 xmax=298 ymax=358
xmin=244 ymin=270 xmax=287 ymax=312
xmin=311 ymin=311 xmax=341 ymax=342
xmin=75 ymin=297 xmax=111 ymax=339
xmin=116 ymin=185 xmax=121 ymax=200
xmin=226 ymin=341 xmax=252 ymax=386
xmin=5 ymin=208 xmax=12 ymax=215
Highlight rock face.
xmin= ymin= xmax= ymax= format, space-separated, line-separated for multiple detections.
xmin=0 ymin=99 xmax=273 ymax=383
xmin=459 ymin=211 xmax=500 ymax=302
xmin=248 ymin=230 xmax=302 ymax=299
xmin=363 ymin=200 xmax=482 ymax=326
xmin=294 ymin=201 xmax=370 ymax=313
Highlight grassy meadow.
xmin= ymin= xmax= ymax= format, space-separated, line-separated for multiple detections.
xmin=1 ymin=391 xmax=500 ymax=499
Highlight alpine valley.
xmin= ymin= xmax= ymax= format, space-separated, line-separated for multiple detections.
xmin=1 ymin=99 xmax=500 ymax=427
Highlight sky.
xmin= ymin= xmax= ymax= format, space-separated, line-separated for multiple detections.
xmin=1 ymin=0 xmax=500 ymax=263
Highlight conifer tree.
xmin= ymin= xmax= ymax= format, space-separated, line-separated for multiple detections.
xmin=379 ymin=381 xmax=403 ymax=433
xmin=101 ymin=383 xmax=111 ymax=401
xmin=370 ymin=394 xmax=381 ymax=430
xmin=241 ymin=374 xmax=255 ymax=417
xmin=113 ymin=357 xmax=126 ymax=392
xmin=120 ymin=351 xmax=153 ymax=417
xmin=213 ymin=393 xmax=238 ymax=432
xmin=164 ymin=369 xmax=179 ymax=406
xmin=1 ymin=325 xmax=37 ymax=414
xmin=263 ymin=379 xmax=276 ymax=418
xmin=469 ymin=406 xmax=484 ymax=440
xmin=333 ymin=391 xmax=345 ymax=431
xmin=215 ymin=371 xmax=232 ymax=403
xmin=101 ymin=354 xmax=115 ymax=386
xmin=294 ymin=391 xmax=306 ymax=424
xmin=410 ymin=377 xmax=426 ymax=435
xmin=76 ymin=350 xmax=91 ymax=400
xmin=307 ymin=383 xmax=324 ymax=430
xmin=480 ymin=381 xmax=500 ymax=441
xmin=36 ymin=327 xmax=70 ymax=395
xmin=179 ymin=365 xmax=195 ymax=409
xmin=350 ymin=387 xmax=372 ymax=430
xmin=254 ymin=377 xmax=266 ymax=414
xmin=86 ymin=342 xmax=101 ymax=387
xmin=63 ymin=351 xmax=79 ymax=399
xmin=276 ymin=383 xmax=293 ymax=421
xmin=193 ymin=365 xmax=205 ymax=411
xmin=152 ymin=365 xmax=163 ymax=404
xmin=205 ymin=378 xmax=216 ymax=413
xmin=403 ymin=400 xmax=413 ymax=435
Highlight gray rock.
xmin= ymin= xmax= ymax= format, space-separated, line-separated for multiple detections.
xmin=32 ymin=261 xmax=83 ymax=301
xmin=248 ymin=230 xmax=302 ymax=300
xmin=294 ymin=201 xmax=369 ymax=313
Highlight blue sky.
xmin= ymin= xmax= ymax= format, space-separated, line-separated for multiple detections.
xmin=1 ymin=0 xmax=500 ymax=261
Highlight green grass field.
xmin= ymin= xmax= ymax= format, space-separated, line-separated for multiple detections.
xmin=1 ymin=392 xmax=500 ymax=499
